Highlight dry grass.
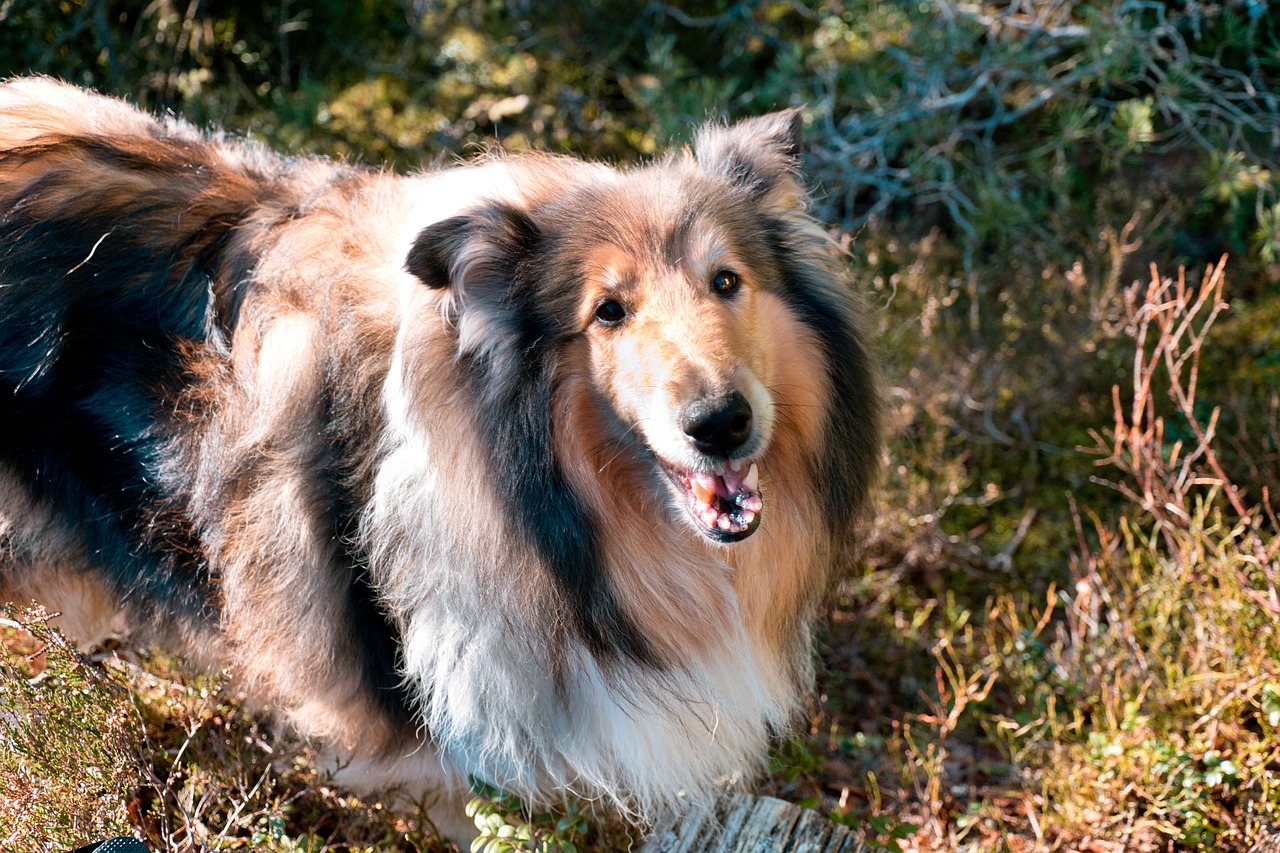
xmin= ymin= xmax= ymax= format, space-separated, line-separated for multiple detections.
xmin=0 ymin=610 xmax=450 ymax=852
xmin=784 ymin=258 xmax=1280 ymax=852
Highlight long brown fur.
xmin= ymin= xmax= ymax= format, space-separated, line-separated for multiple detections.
xmin=0 ymin=77 xmax=879 ymax=839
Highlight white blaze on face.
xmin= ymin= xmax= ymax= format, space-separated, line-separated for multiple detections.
xmin=735 ymin=367 xmax=776 ymax=454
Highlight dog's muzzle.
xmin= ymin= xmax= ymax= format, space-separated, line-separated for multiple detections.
xmin=668 ymin=391 xmax=763 ymax=542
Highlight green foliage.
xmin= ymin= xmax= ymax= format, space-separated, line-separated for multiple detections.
xmin=465 ymin=780 xmax=590 ymax=853
xmin=861 ymin=813 xmax=921 ymax=853
xmin=4 ymin=1 xmax=1275 ymax=266
xmin=768 ymin=733 xmax=827 ymax=787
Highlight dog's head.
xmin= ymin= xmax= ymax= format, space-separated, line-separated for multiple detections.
xmin=405 ymin=110 xmax=811 ymax=545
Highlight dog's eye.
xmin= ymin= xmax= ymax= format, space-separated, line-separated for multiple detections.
xmin=594 ymin=299 xmax=627 ymax=326
xmin=711 ymin=269 xmax=741 ymax=296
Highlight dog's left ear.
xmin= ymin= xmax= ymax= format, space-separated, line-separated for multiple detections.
xmin=404 ymin=202 xmax=543 ymax=363
xmin=693 ymin=108 xmax=806 ymax=214
xmin=404 ymin=202 xmax=538 ymax=292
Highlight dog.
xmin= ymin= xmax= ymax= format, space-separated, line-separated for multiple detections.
xmin=0 ymin=77 xmax=879 ymax=838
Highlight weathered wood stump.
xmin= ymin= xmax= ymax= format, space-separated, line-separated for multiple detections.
xmin=642 ymin=793 xmax=868 ymax=852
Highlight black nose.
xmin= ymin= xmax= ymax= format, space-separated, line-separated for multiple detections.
xmin=681 ymin=391 xmax=753 ymax=457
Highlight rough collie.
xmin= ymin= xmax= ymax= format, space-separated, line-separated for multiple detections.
xmin=0 ymin=77 xmax=879 ymax=838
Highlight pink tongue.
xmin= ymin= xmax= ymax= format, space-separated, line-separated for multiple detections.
xmin=692 ymin=465 xmax=758 ymax=501
xmin=720 ymin=467 xmax=747 ymax=497
xmin=687 ymin=465 xmax=762 ymax=534
xmin=692 ymin=470 xmax=730 ymax=499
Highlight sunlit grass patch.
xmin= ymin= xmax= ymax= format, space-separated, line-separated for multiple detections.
xmin=0 ymin=610 xmax=451 ymax=852
xmin=0 ymin=608 xmax=140 ymax=847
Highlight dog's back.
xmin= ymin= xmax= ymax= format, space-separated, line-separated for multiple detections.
xmin=0 ymin=76 xmax=161 ymax=145
xmin=1 ymin=81 xmax=219 ymax=635
xmin=0 ymin=79 xmax=320 ymax=644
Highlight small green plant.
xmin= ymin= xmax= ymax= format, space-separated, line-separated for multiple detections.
xmin=861 ymin=812 xmax=921 ymax=853
xmin=768 ymin=733 xmax=827 ymax=793
xmin=465 ymin=779 xmax=590 ymax=853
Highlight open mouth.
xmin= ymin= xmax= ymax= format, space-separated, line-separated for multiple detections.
xmin=672 ymin=459 xmax=762 ymax=542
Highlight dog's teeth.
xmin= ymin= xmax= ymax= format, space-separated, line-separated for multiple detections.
xmin=713 ymin=462 xmax=725 ymax=477
xmin=730 ymin=459 xmax=744 ymax=473
xmin=692 ymin=479 xmax=714 ymax=505
xmin=744 ymin=463 xmax=759 ymax=491
xmin=702 ymin=508 xmax=720 ymax=526
xmin=742 ymin=495 xmax=762 ymax=513
xmin=717 ymin=515 xmax=732 ymax=531
xmin=741 ymin=510 xmax=756 ymax=526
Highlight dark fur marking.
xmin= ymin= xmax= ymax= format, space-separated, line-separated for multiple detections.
xmin=0 ymin=163 xmax=228 ymax=617
xmin=405 ymin=216 xmax=471 ymax=288
xmin=414 ymin=205 xmax=658 ymax=671
xmin=0 ymin=135 xmax=417 ymax=724
xmin=480 ymin=344 xmax=657 ymax=671
xmin=766 ymin=219 xmax=879 ymax=528
xmin=406 ymin=203 xmax=542 ymax=291
xmin=318 ymin=374 xmax=417 ymax=729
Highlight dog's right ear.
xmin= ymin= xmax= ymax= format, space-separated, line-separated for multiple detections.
xmin=405 ymin=202 xmax=539 ymax=292
xmin=694 ymin=108 xmax=807 ymax=215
